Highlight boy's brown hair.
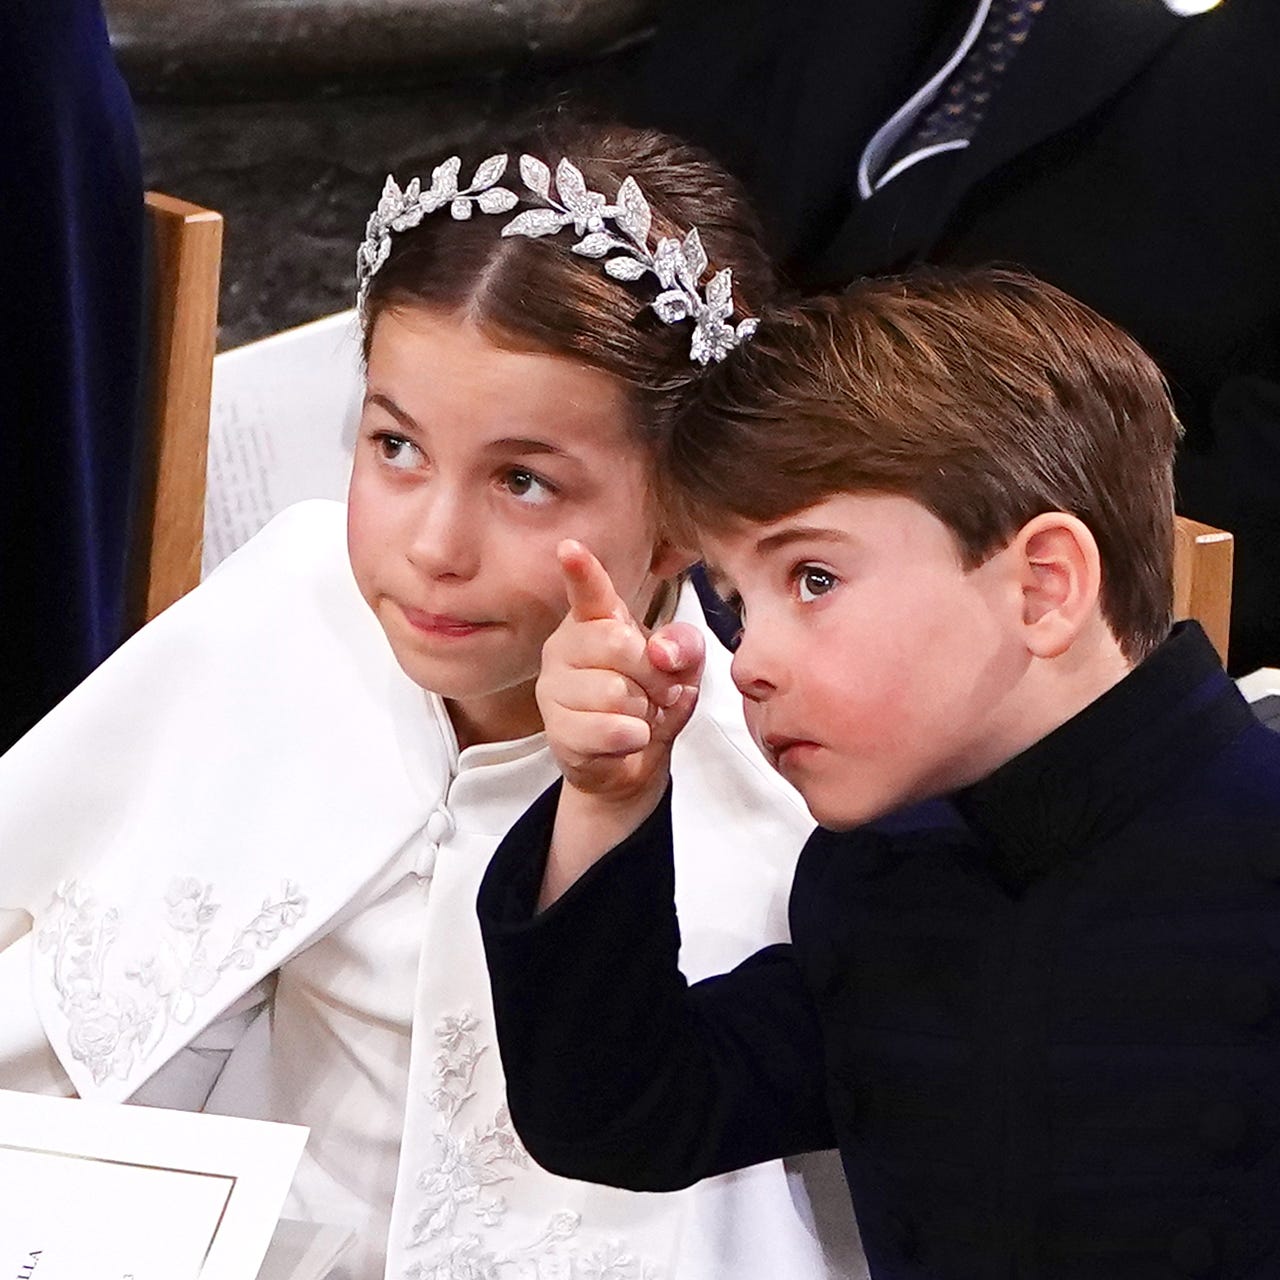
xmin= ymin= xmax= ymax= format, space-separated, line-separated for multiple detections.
xmin=668 ymin=269 xmax=1181 ymax=662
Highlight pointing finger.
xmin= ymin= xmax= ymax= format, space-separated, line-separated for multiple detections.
xmin=559 ymin=540 xmax=632 ymax=625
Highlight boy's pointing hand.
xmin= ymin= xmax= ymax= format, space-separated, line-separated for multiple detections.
xmin=536 ymin=540 xmax=706 ymax=908
xmin=540 ymin=540 xmax=703 ymax=807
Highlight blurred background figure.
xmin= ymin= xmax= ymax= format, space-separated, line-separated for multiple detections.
xmin=626 ymin=0 xmax=1280 ymax=673
xmin=1 ymin=0 xmax=146 ymax=750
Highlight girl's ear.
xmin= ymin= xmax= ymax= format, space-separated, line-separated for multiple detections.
xmin=1013 ymin=512 xmax=1104 ymax=659
xmin=649 ymin=539 xmax=699 ymax=580
xmin=641 ymin=541 xmax=700 ymax=629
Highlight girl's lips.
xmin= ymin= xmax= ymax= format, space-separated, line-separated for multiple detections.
xmin=400 ymin=605 xmax=499 ymax=638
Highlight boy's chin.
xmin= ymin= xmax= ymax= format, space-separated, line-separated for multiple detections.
xmin=809 ymin=809 xmax=886 ymax=833
xmin=802 ymin=795 xmax=883 ymax=832
xmin=799 ymin=784 xmax=913 ymax=833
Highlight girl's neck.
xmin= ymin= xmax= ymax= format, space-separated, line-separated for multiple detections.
xmin=445 ymin=683 xmax=544 ymax=751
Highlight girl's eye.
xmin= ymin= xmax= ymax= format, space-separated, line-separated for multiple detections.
xmin=374 ymin=432 xmax=422 ymax=471
xmin=795 ymin=565 xmax=838 ymax=603
xmin=502 ymin=468 xmax=557 ymax=506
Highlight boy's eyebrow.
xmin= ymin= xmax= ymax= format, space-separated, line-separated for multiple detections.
xmin=755 ymin=525 xmax=851 ymax=555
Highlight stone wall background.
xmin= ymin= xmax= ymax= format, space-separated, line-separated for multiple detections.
xmin=120 ymin=4 xmax=652 ymax=348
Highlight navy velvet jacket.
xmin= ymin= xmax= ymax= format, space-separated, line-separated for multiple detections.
xmin=479 ymin=623 xmax=1280 ymax=1280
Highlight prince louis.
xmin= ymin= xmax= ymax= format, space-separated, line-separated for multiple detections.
xmin=480 ymin=270 xmax=1280 ymax=1280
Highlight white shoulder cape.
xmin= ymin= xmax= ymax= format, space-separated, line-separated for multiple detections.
xmin=0 ymin=501 xmax=451 ymax=1098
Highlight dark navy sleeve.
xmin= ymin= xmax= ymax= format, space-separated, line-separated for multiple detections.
xmin=478 ymin=780 xmax=837 ymax=1191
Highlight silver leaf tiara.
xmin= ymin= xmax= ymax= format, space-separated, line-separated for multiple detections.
xmin=355 ymin=153 xmax=758 ymax=366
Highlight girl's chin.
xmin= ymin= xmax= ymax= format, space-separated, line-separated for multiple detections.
xmin=388 ymin=648 xmax=538 ymax=704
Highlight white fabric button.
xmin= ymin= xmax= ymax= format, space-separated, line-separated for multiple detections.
xmin=410 ymin=807 xmax=453 ymax=880
xmin=425 ymin=807 xmax=455 ymax=843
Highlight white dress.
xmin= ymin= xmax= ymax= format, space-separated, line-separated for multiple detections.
xmin=0 ymin=500 xmax=868 ymax=1280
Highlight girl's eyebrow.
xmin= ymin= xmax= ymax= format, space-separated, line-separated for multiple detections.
xmin=364 ymin=391 xmax=419 ymax=431
xmin=485 ymin=436 xmax=570 ymax=458
xmin=361 ymin=402 xmax=571 ymax=462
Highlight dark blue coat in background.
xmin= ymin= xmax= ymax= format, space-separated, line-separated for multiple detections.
xmin=624 ymin=0 xmax=1280 ymax=675
xmin=0 ymin=0 xmax=145 ymax=750
xmin=481 ymin=623 xmax=1280 ymax=1279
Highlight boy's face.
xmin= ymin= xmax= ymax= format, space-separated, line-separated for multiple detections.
xmin=704 ymin=492 xmax=1032 ymax=830
xmin=348 ymin=306 xmax=672 ymax=746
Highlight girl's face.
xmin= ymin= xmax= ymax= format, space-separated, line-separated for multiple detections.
xmin=348 ymin=306 xmax=685 ymax=748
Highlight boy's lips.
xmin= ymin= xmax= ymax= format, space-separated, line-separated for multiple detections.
xmin=399 ymin=604 xmax=501 ymax=637
xmin=763 ymin=734 xmax=822 ymax=769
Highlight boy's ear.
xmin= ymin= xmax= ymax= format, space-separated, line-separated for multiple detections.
xmin=1012 ymin=512 xmax=1104 ymax=659
xmin=649 ymin=538 xmax=699 ymax=580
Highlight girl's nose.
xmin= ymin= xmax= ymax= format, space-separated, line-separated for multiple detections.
xmin=406 ymin=484 xmax=480 ymax=579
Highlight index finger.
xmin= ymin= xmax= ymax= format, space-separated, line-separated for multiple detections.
xmin=559 ymin=540 xmax=632 ymax=625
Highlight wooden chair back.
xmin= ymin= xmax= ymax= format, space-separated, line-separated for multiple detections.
xmin=127 ymin=191 xmax=223 ymax=629
xmin=1173 ymin=515 xmax=1233 ymax=664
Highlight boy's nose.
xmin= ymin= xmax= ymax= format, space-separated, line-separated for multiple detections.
xmin=730 ymin=628 xmax=778 ymax=702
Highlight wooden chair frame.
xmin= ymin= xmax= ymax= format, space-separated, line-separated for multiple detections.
xmin=1173 ymin=515 xmax=1233 ymax=664
xmin=128 ymin=191 xmax=223 ymax=629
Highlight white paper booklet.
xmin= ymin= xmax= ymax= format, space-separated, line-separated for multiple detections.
xmin=204 ymin=309 xmax=361 ymax=577
xmin=0 ymin=1090 xmax=308 ymax=1280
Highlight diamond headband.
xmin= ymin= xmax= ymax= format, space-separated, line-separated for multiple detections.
xmin=356 ymin=153 xmax=758 ymax=365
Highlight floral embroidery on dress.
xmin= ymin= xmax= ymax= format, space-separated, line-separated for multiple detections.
xmin=404 ymin=1009 xmax=662 ymax=1280
xmin=37 ymin=876 xmax=307 ymax=1085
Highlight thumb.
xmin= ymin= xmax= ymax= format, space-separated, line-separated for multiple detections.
xmin=646 ymin=621 xmax=706 ymax=679
xmin=645 ymin=621 xmax=706 ymax=748
xmin=559 ymin=540 xmax=631 ymax=624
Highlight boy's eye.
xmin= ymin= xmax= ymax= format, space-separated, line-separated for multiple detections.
xmin=502 ymin=467 xmax=556 ymax=506
xmin=795 ymin=565 xmax=838 ymax=603
xmin=374 ymin=432 xmax=422 ymax=470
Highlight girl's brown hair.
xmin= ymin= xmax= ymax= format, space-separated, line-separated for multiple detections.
xmin=669 ymin=269 xmax=1181 ymax=662
xmin=361 ymin=119 xmax=777 ymax=463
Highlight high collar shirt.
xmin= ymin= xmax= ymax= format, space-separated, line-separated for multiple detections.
xmin=0 ymin=500 xmax=865 ymax=1280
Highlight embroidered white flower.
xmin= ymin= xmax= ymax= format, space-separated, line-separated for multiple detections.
xmin=164 ymin=877 xmax=219 ymax=932
xmin=437 ymin=1011 xmax=481 ymax=1051
xmin=579 ymin=1242 xmax=662 ymax=1280
xmin=38 ymin=876 xmax=307 ymax=1085
xmin=405 ymin=1236 xmax=502 ymax=1280
xmin=222 ymin=882 xmax=307 ymax=961
xmin=403 ymin=1008 xmax=664 ymax=1279
xmin=64 ymin=990 xmax=153 ymax=1083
